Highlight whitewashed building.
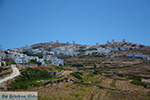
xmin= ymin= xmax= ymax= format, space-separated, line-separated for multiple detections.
xmin=38 ymin=59 xmax=45 ymax=65
xmin=0 ymin=52 xmax=6 ymax=59
xmin=134 ymin=53 xmax=143 ymax=58
xmin=51 ymin=58 xmax=64 ymax=66
xmin=12 ymin=58 xmax=23 ymax=64
xmin=126 ymin=53 xmax=133 ymax=58
xmin=143 ymin=55 xmax=150 ymax=60
xmin=22 ymin=56 xmax=30 ymax=63
xmin=120 ymin=47 xmax=125 ymax=51
xmin=114 ymin=47 xmax=119 ymax=51
xmin=43 ymin=55 xmax=53 ymax=61
xmin=106 ymin=47 xmax=113 ymax=52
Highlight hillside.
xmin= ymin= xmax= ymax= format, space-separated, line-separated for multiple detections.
xmin=30 ymin=42 xmax=88 ymax=50
xmin=30 ymin=41 xmax=149 ymax=50
xmin=91 ymin=42 xmax=146 ymax=49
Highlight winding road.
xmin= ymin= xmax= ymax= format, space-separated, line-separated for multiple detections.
xmin=0 ymin=65 xmax=20 ymax=84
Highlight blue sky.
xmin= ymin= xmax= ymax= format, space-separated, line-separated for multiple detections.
xmin=0 ymin=0 xmax=150 ymax=49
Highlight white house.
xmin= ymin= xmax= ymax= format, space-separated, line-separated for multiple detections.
xmin=12 ymin=58 xmax=23 ymax=64
xmin=51 ymin=59 xmax=64 ymax=66
xmin=143 ymin=55 xmax=150 ymax=60
xmin=97 ymin=47 xmax=106 ymax=52
xmin=114 ymin=47 xmax=119 ymax=51
xmin=148 ymin=56 xmax=150 ymax=60
xmin=10 ymin=52 xmax=25 ymax=58
xmin=38 ymin=59 xmax=45 ymax=65
xmin=52 ymin=48 xmax=60 ymax=55
xmin=106 ymin=47 xmax=113 ymax=52
xmin=28 ymin=56 xmax=39 ymax=61
xmin=120 ymin=47 xmax=125 ymax=51
xmin=85 ymin=50 xmax=98 ymax=55
xmin=0 ymin=52 xmax=6 ymax=59
xmin=85 ymin=51 xmax=91 ymax=55
xmin=43 ymin=55 xmax=53 ymax=61
xmin=126 ymin=53 xmax=133 ymax=58
xmin=73 ymin=52 xmax=80 ymax=56
xmin=134 ymin=53 xmax=143 ymax=58
xmin=22 ymin=56 xmax=30 ymax=63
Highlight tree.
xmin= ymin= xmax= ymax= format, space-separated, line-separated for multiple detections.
xmin=59 ymin=64 xmax=62 ymax=66
xmin=1 ymin=63 xmax=4 ymax=66
xmin=29 ymin=59 xmax=37 ymax=64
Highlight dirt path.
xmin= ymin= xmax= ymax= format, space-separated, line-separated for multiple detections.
xmin=86 ymin=86 xmax=97 ymax=100
xmin=0 ymin=65 xmax=20 ymax=84
xmin=61 ymin=70 xmax=73 ymax=77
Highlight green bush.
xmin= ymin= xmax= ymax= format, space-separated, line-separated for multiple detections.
xmin=70 ymin=72 xmax=83 ymax=80
xmin=59 ymin=64 xmax=62 ymax=66
xmin=9 ymin=67 xmax=52 ymax=89
xmin=10 ymin=80 xmax=40 ymax=89
xmin=127 ymin=76 xmax=141 ymax=81
xmin=1 ymin=63 xmax=4 ymax=66
xmin=127 ymin=75 xmax=147 ymax=88
xmin=0 ymin=67 xmax=10 ymax=73
xmin=117 ymin=73 xmax=124 ymax=77
xmin=71 ymin=63 xmax=84 ymax=67
xmin=21 ymin=67 xmax=52 ymax=80
xmin=52 ymin=65 xmax=64 ymax=72
xmin=29 ymin=59 xmax=38 ymax=64
xmin=7 ymin=61 xmax=16 ymax=65
xmin=131 ymin=80 xmax=147 ymax=88
xmin=23 ymin=51 xmax=43 ymax=58
xmin=94 ymin=69 xmax=101 ymax=74
xmin=78 ymin=55 xmax=90 ymax=59
xmin=0 ymin=68 xmax=3 ymax=73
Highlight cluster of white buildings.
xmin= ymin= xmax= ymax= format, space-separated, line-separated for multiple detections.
xmin=43 ymin=55 xmax=64 ymax=66
xmin=13 ymin=45 xmax=79 ymax=57
xmin=85 ymin=47 xmax=125 ymax=56
xmin=10 ymin=51 xmax=64 ymax=66
xmin=52 ymin=45 xmax=79 ymax=57
xmin=13 ymin=46 xmax=53 ymax=55
xmin=126 ymin=53 xmax=150 ymax=60
xmin=9 ymin=51 xmax=44 ymax=65
xmin=6 ymin=51 xmax=64 ymax=66
xmin=0 ymin=50 xmax=6 ymax=66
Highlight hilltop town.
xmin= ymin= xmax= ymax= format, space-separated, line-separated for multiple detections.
xmin=0 ymin=39 xmax=150 ymax=100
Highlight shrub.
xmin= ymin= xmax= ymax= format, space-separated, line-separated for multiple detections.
xmin=117 ymin=73 xmax=124 ymax=77
xmin=53 ymin=65 xmax=64 ymax=72
xmin=94 ymin=69 xmax=101 ymax=74
xmin=131 ymin=80 xmax=147 ymax=88
xmin=7 ymin=61 xmax=16 ymax=64
xmin=110 ymin=79 xmax=116 ymax=88
xmin=70 ymin=72 xmax=83 ymax=80
xmin=0 ymin=68 xmax=3 ymax=73
xmin=9 ymin=67 xmax=53 ymax=89
xmin=10 ymin=80 xmax=40 ymax=89
xmin=29 ymin=59 xmax=38 ymax=64
xmin=59 ymin=64 xmax=62 ymax=66
xmin=71 ymin=63 xmax=84 ymax=67
xmin=1 ymin=63 xmax=4 ymax=66
xmin=75 ymin=93 xmax=79 ymax=97
xmin=127 ymin=76 xmax=141 ymax=81
xmin=21 ymin=67 xmax=52 ymax=80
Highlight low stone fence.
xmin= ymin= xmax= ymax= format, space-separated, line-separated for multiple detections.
xmin=57 ymin=70 xmax=64 ymax=75
xmin=40 ymin=78 xmax=74 ymax=86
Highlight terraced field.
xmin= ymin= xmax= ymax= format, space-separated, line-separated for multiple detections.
xmin=7 ymin=56 xmax=150 ymax=100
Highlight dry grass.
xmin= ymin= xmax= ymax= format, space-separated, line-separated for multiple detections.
xmin=20 ymin=75 xmax=150 ymax=100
